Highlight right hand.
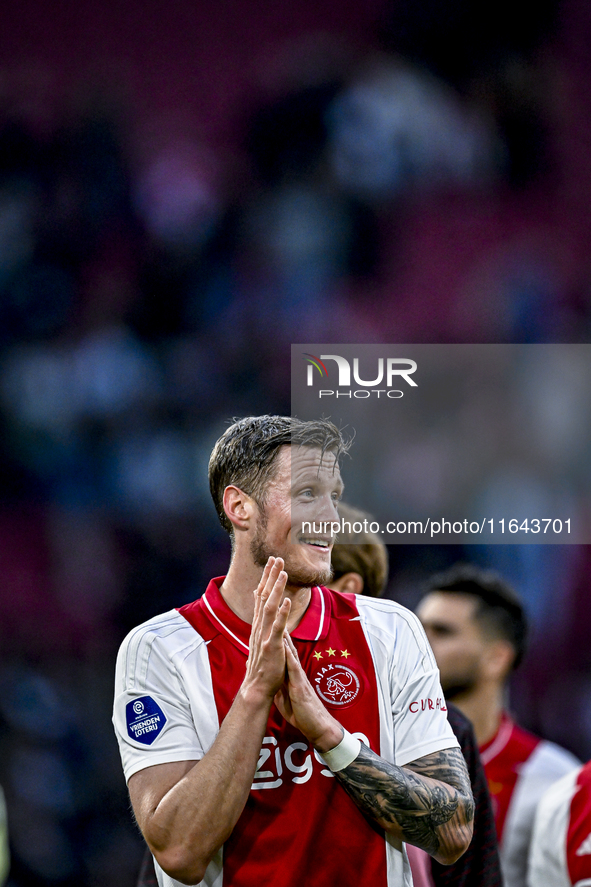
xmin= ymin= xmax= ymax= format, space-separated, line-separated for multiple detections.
xmin=274 ymin=632 xmax=343 ymax=753
xmin=242 ymin=557 xmax=291 ymax=701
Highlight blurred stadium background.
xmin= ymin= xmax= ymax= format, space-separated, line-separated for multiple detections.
xmin=1 ymin=0 xmax=591 ymax=883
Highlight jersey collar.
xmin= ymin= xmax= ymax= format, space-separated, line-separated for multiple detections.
xmin=201 ymin=577 xmax=332 ymax=655
xmin=480 ymin=711 xmax=514 ymax=765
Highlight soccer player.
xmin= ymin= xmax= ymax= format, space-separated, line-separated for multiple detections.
xmin=114 ymin=415 xmax=473 ymax=887
xmin=528 ymin=759 xmax=591 ymax=887
xmin=417 ymin=563 xmax=580 ymax=887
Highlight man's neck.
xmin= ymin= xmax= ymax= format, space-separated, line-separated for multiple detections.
xmin=220 ymin=557 xmax=313 ymax=632
xmin=448 ymin=683 xmax=505 ymax=747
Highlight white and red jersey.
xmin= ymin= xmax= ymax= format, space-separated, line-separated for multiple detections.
xmin=528 ymin=761 xmax=591 ymax=887
xmin=480 ymin=712 xmax=580 ymax=887
xmin=113 ymin=578 xmax=458 ymax=887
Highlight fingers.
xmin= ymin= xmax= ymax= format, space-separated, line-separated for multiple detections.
xmin=255 ymin=556 xmax=276 ymax=597
xmin=274 ymin=685 xmax=293 ymax=722
xmin=283 ymin=640 xmax=297 ymax=680
xmin=260 ymin=564 xmax=287 ymax=637
xmin=283 ymin=632 xmax=305 ymax=681
xmin=271 ymin=597 xmax=291 ymax=642
xmin=284 ymin=632 xmax=299 ymax=659
xmin=249 ymin=556 xmax=290 ymax=679
xmin=255 ymin=557 xmax=285 ymax=608
xmin=251 ymin=557 xmax=284 ymax=646
xmin=264 ymin=558 xmax=286 ymax=606
xmin=253 ymin=557 xmax=277 ymax=621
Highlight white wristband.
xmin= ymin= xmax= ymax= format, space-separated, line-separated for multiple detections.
xmin=318 ymin=730 xmax=361 ymax=772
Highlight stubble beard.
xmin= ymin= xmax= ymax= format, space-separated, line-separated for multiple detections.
xmin=250 ymin=509 xmax=333 ymax=589
xmin=439 ymin=673 xmax=478 ymax=701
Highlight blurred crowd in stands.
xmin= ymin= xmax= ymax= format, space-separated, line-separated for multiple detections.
xmin=1 ymin=0 xmax=591 ymax=883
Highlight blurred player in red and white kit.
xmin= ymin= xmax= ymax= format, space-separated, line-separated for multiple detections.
xmin=115 ymin=416 xmax=474 ymax=887
xmin=417 ymin=564 xmax=580 ymax=887
xmin=528 ymin=760 xmax=591 ymax=887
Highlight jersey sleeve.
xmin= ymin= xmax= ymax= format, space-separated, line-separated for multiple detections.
xmin=356 ymin=598 xmax=459 ymax=768
xmin=112 ymin=618 xmax=205 ymax=782
xmin=392 ymin=665 xmax=458 ymax=766
xmin=390 ymin=608 xmax=458 ymax=766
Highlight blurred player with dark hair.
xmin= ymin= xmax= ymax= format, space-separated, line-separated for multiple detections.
xmin=417 ymin=563 xmax=580 ymax=887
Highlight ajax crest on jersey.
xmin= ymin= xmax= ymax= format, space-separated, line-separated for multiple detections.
xmin=314 ymin=663 xmax=361 ymax=706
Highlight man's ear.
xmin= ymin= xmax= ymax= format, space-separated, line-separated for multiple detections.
xmin=329 ymin=572 xmax=365 ymax=595
xmin=222 ymin=485 xmax=256 ymax=533
xmin=483 ymin=638 xmax=516 ymax=683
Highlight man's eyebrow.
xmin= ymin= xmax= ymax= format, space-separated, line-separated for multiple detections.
xmin=428 ymin=621 xmax=456 ymax=633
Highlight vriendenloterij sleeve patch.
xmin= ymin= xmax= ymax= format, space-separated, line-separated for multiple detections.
xmin=126 ymin=696 xmax=167 ymax=745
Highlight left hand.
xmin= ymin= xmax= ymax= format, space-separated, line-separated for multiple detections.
xmin=274 ymin=633 xmax=343 ymax=753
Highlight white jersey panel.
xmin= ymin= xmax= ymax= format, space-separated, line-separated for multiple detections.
xmin=502 ymin=739 xmax=580 ymax=887
xmin=114 ymin=610 xmax=224 ymax=887
xmin=153 ymin=848 xmax=223 ymax=887
xmin=113 ymin=610 xmax=220 ymax=782
xmin=527 ymin=767 xmax=578 ymax=887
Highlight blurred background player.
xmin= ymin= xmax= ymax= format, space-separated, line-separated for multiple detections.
xmin=329 ymin=503 xmax=389 ymax=599
xmin=417 ymin=563 xmax=580 ymax=887
xmin=333 ymin=504 xmax=502 ymax=887
xmin=528 ymin=759 xmax=591 ymax=887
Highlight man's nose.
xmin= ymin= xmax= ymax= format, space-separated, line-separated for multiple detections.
xmin=316 ymin=495 xmax=339 ymax=522
xmin=423 ymin=627 xmax=438 ymax=649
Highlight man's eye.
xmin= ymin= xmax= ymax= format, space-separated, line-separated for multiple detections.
xmin=432 ymin=627 xmax=454 ymax=637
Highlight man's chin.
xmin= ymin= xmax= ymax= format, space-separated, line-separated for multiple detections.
xmin=285 ymin=563 xmax=333 ymax=589
xmin=284 ymin=547 xmax=334 ymax=589
xmin=251 ymin=537 xmax=333 ymax=588
xmin=441 ymin=682 xmax=475 ymax=701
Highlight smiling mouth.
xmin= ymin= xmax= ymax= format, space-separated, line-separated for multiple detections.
xmin=300 ymin=537 xmax=332 ymax=550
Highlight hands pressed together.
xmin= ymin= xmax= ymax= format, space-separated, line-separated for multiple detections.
xmin=242 ymin=558 xmax=474 ymax=864
xmin=244 ymin=556 xmax=343 ymax=755
xmin=128 ymin=555 xmax=472 ymax=883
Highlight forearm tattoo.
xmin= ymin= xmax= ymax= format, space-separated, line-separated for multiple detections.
xmin=334 ymin=746 xmax=474 ymax=859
